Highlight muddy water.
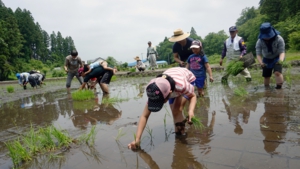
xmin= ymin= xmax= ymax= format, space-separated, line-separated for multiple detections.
xmin=0 ymin=73 xmax=300 ymax=169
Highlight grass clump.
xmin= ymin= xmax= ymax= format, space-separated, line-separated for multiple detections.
xmin=5 ymin=125 xmax=98 ymax=168
xmin=233 ymin=87 xmax=248 ymax=97
xmin=191 ymin=116 xmax=205 ymax=130
xmin=72 ymin=90 xmax=94 ymax=101
xmin=7 ymin=86 xmax=14 ymax=93
xmin=226 ymin=61 xmax=244 ymax=76
xmin=78 ymin=125 xmax=97 ymax=146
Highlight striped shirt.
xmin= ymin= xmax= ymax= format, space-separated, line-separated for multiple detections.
xmin=163 ymin=67 xmax=196 ymax=99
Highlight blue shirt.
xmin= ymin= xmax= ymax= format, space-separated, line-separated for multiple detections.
xmin=89 ymin=62 xmax=100 ymax=70
xmin=172 ymin=38 xmax=194 ymax=62
xmin=187 ymin=54 xmax=209 ymax=77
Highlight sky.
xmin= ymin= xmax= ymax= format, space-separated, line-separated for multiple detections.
xmin=3 ymin=0 xmax=260 ymax=64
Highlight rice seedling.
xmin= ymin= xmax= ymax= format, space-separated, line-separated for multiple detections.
xmin=78 ymin=125 xmax=97 ymax=146
xmin=72 ymin=90 xmax=95 ymax=101
xmin=51 ymin=127 xmax=73 ymax=147
xmin=226 ymin=60 xmax=245 ymax=76
xmin=38 ymin=127 xmax=56 ymax=151
xmin=233 ymin=87 xmax=248 ymax=97
xmin=115 ymin=128 xmax=126 ymax=141
xmin=145 ymin=125 xmax=153 ymax=140
xmin=5 ymin=141 xmax=22 ymax=167
xmin=284 ymin=62 xmax=292 ymax=88
xmin=7 ymin=86 xmax=14 ymax=93
xmin=191 ymin=116 xmax=205 ymax=130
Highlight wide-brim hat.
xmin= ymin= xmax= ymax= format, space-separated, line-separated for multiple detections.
xmin=258 ymin=22 xmax=280 ymax=39
xmin=134 ymin=56 xmax=141 ymax=61
xmin=168 ymin=29 xmax=190 ymax=42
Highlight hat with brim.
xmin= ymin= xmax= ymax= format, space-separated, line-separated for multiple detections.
xmin=146 ymin=77 xmax=170 ymax=112
xmin=258 ymin=22 xmax=280 ymax=39
xmin=168 ymin=29 xmax=190 ymax=42
xmin=134 ymin=56 xmax=141 ymax=61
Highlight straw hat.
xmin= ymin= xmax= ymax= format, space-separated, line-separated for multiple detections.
xmin=134 ymin=56 xmax=141 ymax=61
xmin=168 ymin=29 xmax=190 ymax=42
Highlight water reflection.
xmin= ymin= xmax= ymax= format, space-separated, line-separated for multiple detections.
xmin=222 ymin=86 xmax=257 ymax=135
xmin=260 ymin=90 xmax=288 ymax=155
xmin=70 ymin=94 xmax=122 ymax=129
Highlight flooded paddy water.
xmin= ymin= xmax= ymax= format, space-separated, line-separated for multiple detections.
xmin=0 ymin=69 xmax=300 ymax=169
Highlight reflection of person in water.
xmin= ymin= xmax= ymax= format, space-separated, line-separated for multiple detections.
xmin=70 ymin=95 xmax=122 ymax=129
xmin=221 ymin=86 xmax=257 ymax=135
xmin=137 ymin=83 xmax=146 ymax=98
xmin=20 ymin=97 xmax=33 ymax=109
xmin=260 ymin=90 xmax=287 ymax=154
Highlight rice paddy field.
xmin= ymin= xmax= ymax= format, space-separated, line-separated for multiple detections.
xmin=0 ymin=68 xmax=300 ymax=169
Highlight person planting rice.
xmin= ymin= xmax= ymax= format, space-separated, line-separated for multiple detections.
xmin=128 ymin=67 xmax=197 ymax=149
xmin=28 ymin=73 xmax=45 ymax=89
xmin=79 ymin=65 xmax=106 ymax=90
xmin=220 ymin=26 xmax=252 ymax=82
xmin=255 ymin=22 xmax=285 ymax=89
xmin=16 ymin=72 xmax=30 ymax=90
xmin=82 ymin=60 xmax=116 ymax=77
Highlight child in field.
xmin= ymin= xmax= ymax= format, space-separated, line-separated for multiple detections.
xmin=82 ymin=60 xmax=116 ymax=77
xmin=128 ymin=67 xmax=197 ymax=149
xmin=186 ymin=40 xmax=213 ymax=97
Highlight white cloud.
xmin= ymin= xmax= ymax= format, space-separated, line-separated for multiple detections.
xmin=2 ymin=0 xmax=259 ymax=63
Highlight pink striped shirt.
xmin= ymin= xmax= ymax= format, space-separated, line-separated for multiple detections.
xmin=163 ymin=67 xmax=196 ymax=99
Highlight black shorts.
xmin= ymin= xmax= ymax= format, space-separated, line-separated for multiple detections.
xmin=98 ymin=70 xmax=113 ymax=84
xmin=262 ymin=64 xmax=282 ymax=77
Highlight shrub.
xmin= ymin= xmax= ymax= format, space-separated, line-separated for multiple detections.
xmin=7 ymin=86 xmax=14 ymax=93
xmin=52 ymin=70 xmax=65 ymax=77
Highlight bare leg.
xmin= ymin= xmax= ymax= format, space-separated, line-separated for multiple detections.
xmin=264 ymin=77 xmax=271 ymax=87
xmin=169 ymin=96 xmax=188 ymax=135
xmin=100 ymin=83 xmax=109 ymax=94
xmin=274 ymin=71 xmax=283 ymax=89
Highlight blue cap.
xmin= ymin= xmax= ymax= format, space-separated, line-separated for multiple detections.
xmin=229 ymin=26 xmax=237 ymax=32
xmin=16 ymin=73 xmax=20 ymax=79
xmin=258 ymin=22 xmax=280 ymax=39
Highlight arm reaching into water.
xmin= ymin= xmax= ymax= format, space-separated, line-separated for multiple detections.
xmin=128 ymin=105 xmax=151 ymax=149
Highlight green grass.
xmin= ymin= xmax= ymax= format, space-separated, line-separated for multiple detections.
xmin=72 ymin=90 xmax=95 ymax=101
xmin=6 ymin=86 xmax=14 ymax=93
xmin=285 ymin=51 xmax=300 ymax=61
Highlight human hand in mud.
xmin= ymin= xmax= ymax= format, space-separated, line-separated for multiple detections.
xmin=128 ymin=140 xmax=141 ymax=150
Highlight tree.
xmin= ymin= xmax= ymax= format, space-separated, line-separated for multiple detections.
xmin=203 ymin=30 xmax=228 ymax=56
xmin=236 ymin=7 xmax=258 ymax=27
xmin=106 ymin=56 xmax=118 ymax=67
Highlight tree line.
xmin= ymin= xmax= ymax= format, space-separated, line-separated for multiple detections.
xmin=1 ymin=0 xmax=300 ymax=80
xmin=0 ymin=0 xmax=76 ymax=80
xmin=157 ymin=0 xmax=300 ymax=64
